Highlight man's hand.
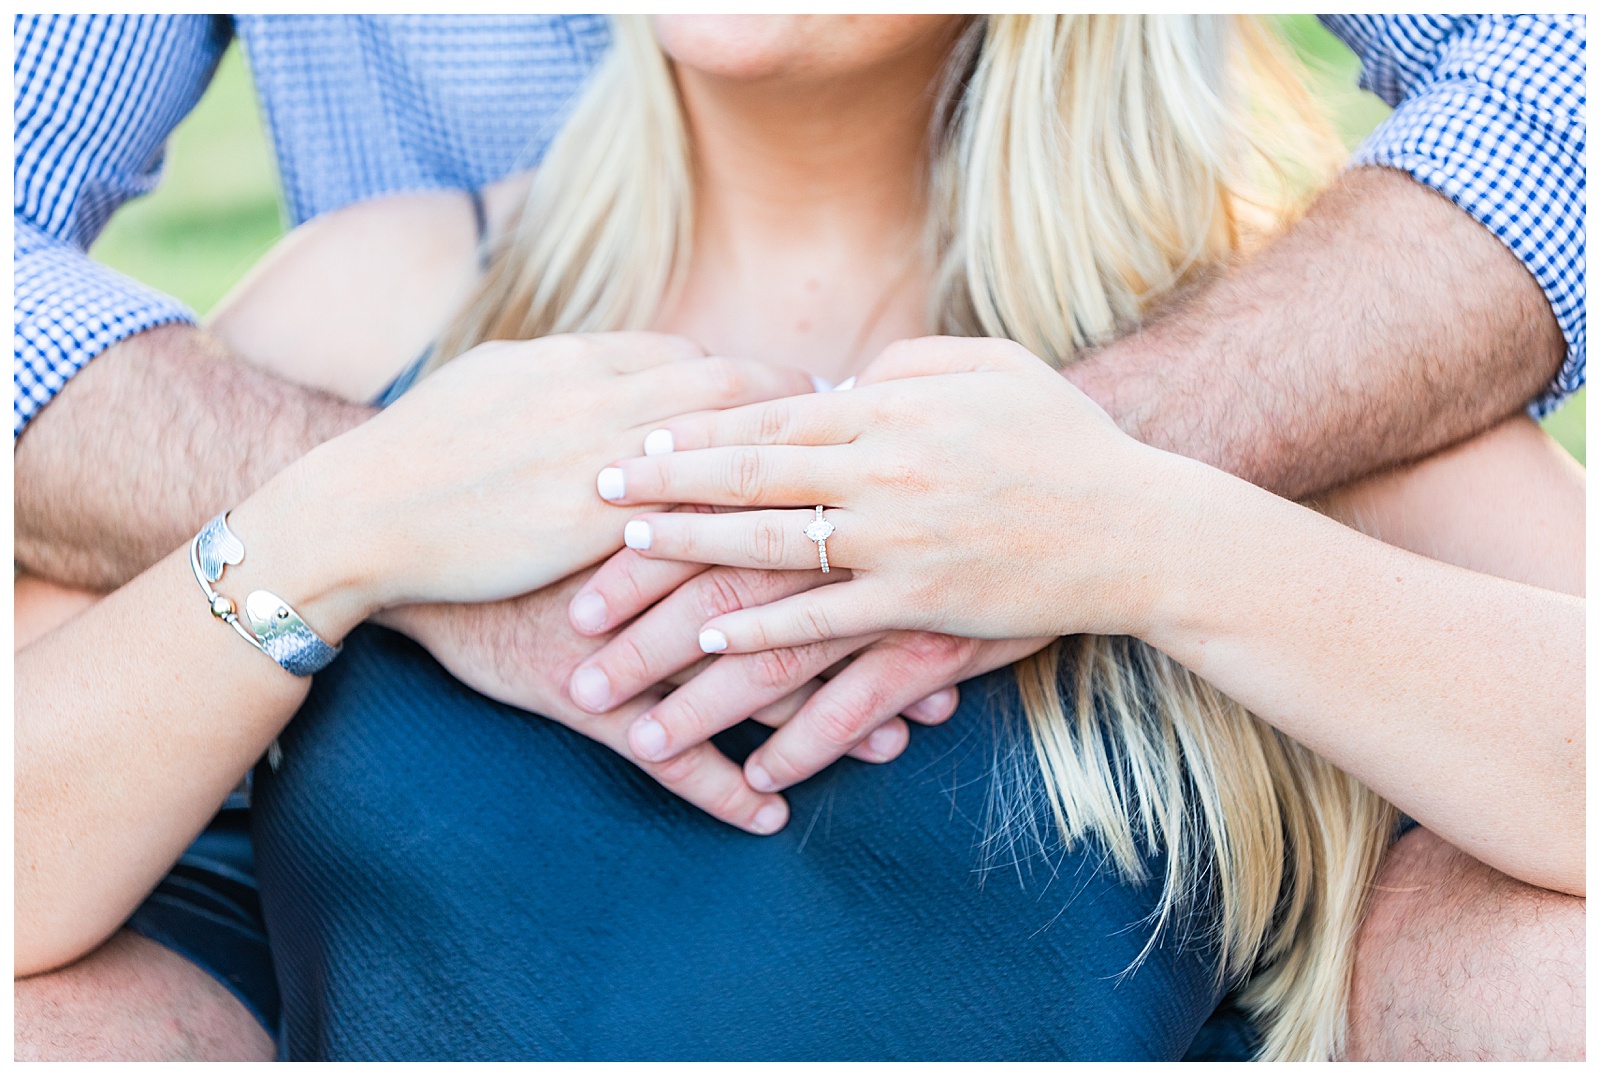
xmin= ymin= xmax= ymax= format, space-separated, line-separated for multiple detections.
xmin=377 ymin=575 xmax=788 ymax=834
xmin=565 ymin=547 xmax=1053 ymax=793
xmin=15 ymin=324 xmax=375 ymax=590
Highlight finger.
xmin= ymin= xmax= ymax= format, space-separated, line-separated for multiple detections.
xmin=627 ymin=356 xmax=816 ymax=423
xmin=569 ymin=547 xmax=705 ymax=636
xmin=566 ymin=691 xmax=789 ymax=835
xmin=697 ymin=581 xmax=886 ymax=655
xmin=637 ymin=390 xmax=868 ymax=455
xmin=639 ymin=739 xmax=790 ymax=835
xmin=598 ymin=445 xmax=850 ymax=508
xmin=854 ymin=335 xmax=1033 ymax=386
xmin=903 ymin=687 xmax=961 ymax=725
xmin=750 ymin=679 xmax=913 ymax=765
xmin=569 ymin=565 xmax=822 ymax=714
xmin=620 ymin=508 xmax=862 ymax=573
xmin=741 ymin=631 xmax=978 ymax=791
xmin=625 ymin=634 xmax=873 ymax=763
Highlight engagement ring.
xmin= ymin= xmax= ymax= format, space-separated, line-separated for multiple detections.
xmin=804 ymin=506 xmax=835 ymax=573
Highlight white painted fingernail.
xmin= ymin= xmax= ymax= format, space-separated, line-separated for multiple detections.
xmin=643 ymin=428 xmax=675 ymax=456
xmin=834 ymin=375 xmax=857 ymax=391
xmin=597 ymin=467 xmax=625 ymax=501
xmin=810 ymin=374 xmax=835 ymax=393
xmin=699 ymin=628 xmax=728 ymax=653
xmin=751 ymin=801 xmax=788 ymax=834
xmin=624 ymin=520 xmax=652 ymax=550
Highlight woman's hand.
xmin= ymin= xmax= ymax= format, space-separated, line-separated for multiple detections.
xmin=232 ymin=332 xmax=814 ymax=635
xmin=593 ymin=336 xmax=1195 ymax=653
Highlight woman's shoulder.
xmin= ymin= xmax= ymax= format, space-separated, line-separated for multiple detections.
xmin=206 ymin=176 xmax=533 ymax=404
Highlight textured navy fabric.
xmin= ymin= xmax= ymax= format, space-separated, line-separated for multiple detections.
xmin=253 ymin=626 xmax=1229 ymax=1061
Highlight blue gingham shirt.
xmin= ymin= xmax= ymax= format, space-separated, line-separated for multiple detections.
xmin=13 ymin=15 xmax=1587 ymax=438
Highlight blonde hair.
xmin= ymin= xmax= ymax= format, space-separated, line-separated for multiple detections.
xmin=435 ymin=15 xmax=1393 ymax=1060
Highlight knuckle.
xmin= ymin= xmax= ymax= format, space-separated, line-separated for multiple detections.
xmin=898 ymin=631 xmax=971 ymax=674
xmin=748 ymin=647 xmax=808 ymax=691
xmin=810 ymin=701 xmax=870 ymax=748
xmin=703 ymin=780 xmax=749 ymax=823
xmin=663 ymin=692 xmax=716 ymax=742
xmin=728 ymin=447 xmax=765 ymax=503
xmin=642 ymin=457 xmax=673 ymax=500
xmin=698 ymin=569 xmax=753 ymax=618
xmin=757 ymin=400 xmax=792 ymax=443
xmin=749 ymin=517 xmax=788 ymax=567
xmin=755 ymin=742 xmax=803 ymax=785
xmin=797 ymin=601 xmax=835 ymax=642
xmin=605 ymin=634 xmax=654 ymax=687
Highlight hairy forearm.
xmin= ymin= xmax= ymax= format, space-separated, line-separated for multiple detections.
xmin=1068 ymin=167 xmax=1566 ymax=499
xmin=14 ymin=323 xmax=375 ymax=590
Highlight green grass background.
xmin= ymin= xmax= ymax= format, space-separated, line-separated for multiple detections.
xmin=90 ymin=18 xmax=1584 ymax=463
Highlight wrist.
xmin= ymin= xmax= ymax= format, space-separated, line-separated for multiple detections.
xmin=221 ymin=458 xmax=387 ymax=643
xmin=1104 ymin=447 xmax=1237 ymax=643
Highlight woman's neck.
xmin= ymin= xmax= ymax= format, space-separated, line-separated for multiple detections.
xmin=659 ymin=36 xmax=954 ymax=382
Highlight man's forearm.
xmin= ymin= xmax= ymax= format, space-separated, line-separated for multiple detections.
xmin=14 ymin=324 xmax=375 ymax=590
xmin=1068 ymin=167 xmax=1568 ymax=499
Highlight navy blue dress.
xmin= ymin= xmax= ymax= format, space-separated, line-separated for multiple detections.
xmin=251 ymin=626 xmax=1239 ymax=1060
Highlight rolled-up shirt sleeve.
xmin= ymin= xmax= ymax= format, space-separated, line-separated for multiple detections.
xmin=1321 ymin=15 xmax=1587 ymax=417
xmin=13 ymin=14 xmax=230 ymax=438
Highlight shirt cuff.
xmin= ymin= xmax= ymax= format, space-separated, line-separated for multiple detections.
xmin=14 ymin=222 xmax=195 ymax=439
xmin=1350 ymin=83 xmax=1586 ymax=418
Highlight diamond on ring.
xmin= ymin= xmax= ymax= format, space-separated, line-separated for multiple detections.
xmin=804 ymin=506 xmax=835 ymax=573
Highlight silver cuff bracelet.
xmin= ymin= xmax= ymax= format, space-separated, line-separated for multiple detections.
xmin=189 ymin=511 xmax=342 ymax=677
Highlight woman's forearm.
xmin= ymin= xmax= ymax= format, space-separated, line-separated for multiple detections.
xmin=14 ymin=480 xmax=375 ymax=977
xmin=1137 ymin=459 xmax=1584 ymax=895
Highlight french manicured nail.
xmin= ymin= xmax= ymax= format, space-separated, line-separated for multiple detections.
xmin=569 ymin=666 xmax=612 ymax=712
xmin=747 ymin=762 xmax=776 ymax=792
xmin=624 ymin=520 xmax=652 ymax=550
xmin=570 ymin=592 xmax=607 ymax=633
xmin=699 ymin=628 xmax=728 ymax=653
xmin=643 ymin=429 xmax=675 ymax=456
xmin=631 ymin=717 xmax=668 ymax=761
xmin=834 ymin=375 xmax=857 ymax=391
xmin=868 ymin=724 xmax=903 ymax=757
xmin=907 ymin=687 xmax=958 ymax=723
xmin=597 ymin=467 xmax=625 ymax=501
xmin=751 ymin=801 xmax=788 ymax=834
xmin=809 ymin=374 xmax=835 ymax=393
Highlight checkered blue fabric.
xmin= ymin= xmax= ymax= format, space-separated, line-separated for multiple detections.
xmin=13 ymin=14 xmax=608 ymax=437
xmin=13 ymin=14 xmax=1587 ymax=437
xmin=1321 ymin=15 xmax=1586 ymax=418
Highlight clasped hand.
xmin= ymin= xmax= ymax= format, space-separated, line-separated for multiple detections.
xmin=590 ymin=336 xmax=1192 ymax=796
xmin=330 ymin=333 xmax=1151 ymax=835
